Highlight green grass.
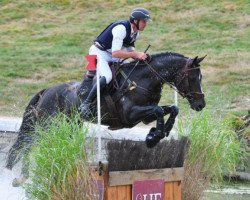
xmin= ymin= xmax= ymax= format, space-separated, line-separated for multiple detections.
xmin=179 ymin=110 xmax=245 ymax=200
xmin=0 ymin=0 xmax=249 ymax=115
xmin=25 ymin=113 xmax=96 ymax=200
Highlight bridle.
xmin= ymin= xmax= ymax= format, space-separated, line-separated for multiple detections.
xmin=144 ymin=58 xmax=204 ymax=101
xmin=175 ymin=59 xmax=204 ymax=100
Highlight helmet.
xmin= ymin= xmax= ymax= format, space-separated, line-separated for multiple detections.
xmin=130 ymin=8 xmax=151 ymax=22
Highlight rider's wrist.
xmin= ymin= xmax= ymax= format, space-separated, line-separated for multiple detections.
xmin=130 ymin=51 xmax=137 ymax=59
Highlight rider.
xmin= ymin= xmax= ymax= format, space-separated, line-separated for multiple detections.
xmin=79 ymin=7 xmax=150 ymax=116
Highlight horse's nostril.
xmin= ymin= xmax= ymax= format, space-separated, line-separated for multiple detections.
xmin=198 ymin=104 xmax=204 ymax=111
xmin=194 ymin=104 xmax=203 ymax=111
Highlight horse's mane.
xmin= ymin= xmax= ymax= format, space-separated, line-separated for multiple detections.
xmin=125 ymin=52 xmax=188 ymax=67
xmin=151 ymin=52 xmax=186 ymax=59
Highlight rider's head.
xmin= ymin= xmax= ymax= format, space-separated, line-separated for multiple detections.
xmin=130 ymin=8 xmax=150 ymax=31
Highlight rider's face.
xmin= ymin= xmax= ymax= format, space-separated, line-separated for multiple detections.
xmin=133 ymin=20 xmax=147 ymax=31
xmin=138 ymin=20 xmax=147 ymax=31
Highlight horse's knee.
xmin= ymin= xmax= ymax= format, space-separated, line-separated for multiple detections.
xmin=170 ymin=105 xmax=179 ymax=116
xmin=154 ymin=106 xmax=164 ymax=118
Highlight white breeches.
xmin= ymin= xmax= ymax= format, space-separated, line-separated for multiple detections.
xmin=89 ymin=45 xmax=120 ymax=84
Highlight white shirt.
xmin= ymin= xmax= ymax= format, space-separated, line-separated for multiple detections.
xmin=111 ymin=24 xmax=139 ymax=52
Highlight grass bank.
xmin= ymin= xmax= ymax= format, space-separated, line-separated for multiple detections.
xmin=0 ymin=0 xmax=249 ymax=116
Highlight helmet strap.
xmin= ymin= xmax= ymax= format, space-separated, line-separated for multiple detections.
xmin=131 ymin=19 xmax=140 ymax=31
xmin=136 ymin=20 xmax=140 ymax=30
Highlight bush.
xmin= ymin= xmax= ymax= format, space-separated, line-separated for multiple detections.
xmin=179 ymin=110 xmax=244 ymax=200
xmin=25 ymin=113 xmax=97 ymax=200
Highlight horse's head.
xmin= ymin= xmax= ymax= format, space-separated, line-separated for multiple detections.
xmin=174 ymin=56 xmax=206 ymax=111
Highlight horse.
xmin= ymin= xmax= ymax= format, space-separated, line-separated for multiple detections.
xmin=6 ymin=52 xmax=206 ymax=186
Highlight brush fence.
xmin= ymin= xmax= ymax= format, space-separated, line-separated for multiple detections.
xmin=92 ymin=163 xmax=184 ymax=200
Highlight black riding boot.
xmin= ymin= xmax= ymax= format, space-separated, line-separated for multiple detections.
xmin=79 ymin=76 xmax=106 ymax=117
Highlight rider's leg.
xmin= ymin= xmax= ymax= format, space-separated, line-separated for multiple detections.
xmin=79 ymin=76 xmax=107 ymax=116
xmin=79 ymin=53 xmax=112 ymax=116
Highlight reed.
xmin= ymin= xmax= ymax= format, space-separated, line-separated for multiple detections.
xmin=25 ymin=113 xmax=97 ymax=200
xmin=179 ymin=110 xmax=244 ymax=200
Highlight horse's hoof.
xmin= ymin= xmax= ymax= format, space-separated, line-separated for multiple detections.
xmin=145 ymin=128 xmax=160 ymax=148
xmin=12 ymin=176 xmax=28 ymax=187
xmin=165 ymin=131 xmax=170 ymax=137
xmin=145 ymin=137 xmax=160 ymax=148
xmin=146 ymin=137 xmax=158 ymax=148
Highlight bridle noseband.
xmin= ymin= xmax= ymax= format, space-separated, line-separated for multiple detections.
xmin=144 ymin=58 xmax=204 ymax=100
xmin=175 ymin=59 xmax=204 ymax=100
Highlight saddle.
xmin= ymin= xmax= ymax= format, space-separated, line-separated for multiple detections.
xmin=84 ymin=62 xmax=137 ymax=128
xmin=85 ymin=61 xmax=137 ymax=93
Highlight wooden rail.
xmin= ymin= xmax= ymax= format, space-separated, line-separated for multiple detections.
xmin=92 ymin=164 xmax=183 ymax=200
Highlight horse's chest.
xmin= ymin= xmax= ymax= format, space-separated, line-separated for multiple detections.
xmin=123 ymin=91 xmax=161 ymax=105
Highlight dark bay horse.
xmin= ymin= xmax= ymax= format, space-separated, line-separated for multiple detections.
xmin=6 ymin=52 xmax=206 ymax=186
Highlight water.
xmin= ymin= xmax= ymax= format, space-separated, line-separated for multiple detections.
xmin=0 ymin=153 xmax=26 ymax=200
xmin=204 ymin=187 xmax=250 ymax=200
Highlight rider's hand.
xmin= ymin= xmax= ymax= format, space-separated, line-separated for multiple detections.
xmin=134 ymin=52 xmax=148 ymax=60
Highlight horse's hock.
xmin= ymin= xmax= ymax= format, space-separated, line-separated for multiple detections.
xmin=92 ymin=138 xmax=188 ymax=200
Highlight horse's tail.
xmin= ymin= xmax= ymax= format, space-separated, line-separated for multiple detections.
xmin=6 ymin=89 xmax=46 ymax=170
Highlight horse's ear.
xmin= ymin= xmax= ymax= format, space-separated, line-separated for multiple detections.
xmin=197 ymin=55 xmax=207 ymax=64
xmin=191 ymin=56 xmax=198 ymax=67
xmin=193 ymin=56 xmax=198 ymax=63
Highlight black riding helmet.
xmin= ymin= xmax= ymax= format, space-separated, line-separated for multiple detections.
xmin=130 ymin=8 xmax=150 ymax=29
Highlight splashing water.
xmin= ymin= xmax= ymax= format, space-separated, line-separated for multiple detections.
xmin=0 ymin=152 xmax=26 ymax=199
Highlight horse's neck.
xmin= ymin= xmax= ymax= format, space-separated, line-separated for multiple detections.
xmin=125 ymin=64 xmax=164 ymax=92
xmin=150 ymin=55 xmax=187 ymax=82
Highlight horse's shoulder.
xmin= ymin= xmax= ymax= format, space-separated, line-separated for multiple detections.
xmin=69 ymin=81 xmax=81 ymax=89
xmin=57 ymin=81 xmax=80 ymax=88
xmin=43 ymin=82 xmax=80 ymax=96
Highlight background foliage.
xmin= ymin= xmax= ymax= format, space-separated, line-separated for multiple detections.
xmin=0 ymin=0 xmax=249 ymax=116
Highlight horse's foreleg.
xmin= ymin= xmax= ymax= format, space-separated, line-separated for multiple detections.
xmin=127 ymin=105 xmax=164 ymax=133
xmin=126 ymin=105 xmax=165 ymax=148
xmin=141 ymin=105 xmax=179 ymax=138
xmin=142 ymin=105 xmax=174 ymax=124
xmin=163 ymin=105 xmax=179 ymax=137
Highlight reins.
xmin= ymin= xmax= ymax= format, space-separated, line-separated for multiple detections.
xmin=143 ymin=58 xmax=204 ymax=100
xmin=117 ymin=52 xmax=204 ymax=101
xmin=120 ymin=45 xmax=151 ymax=91
xmin=143 ymin=59 xmax=186 ymax=98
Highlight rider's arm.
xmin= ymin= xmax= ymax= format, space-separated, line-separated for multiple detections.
xmin=111 ymin=25 xmax=147 ymax=60
xmin=113 ymin=50 xmax=147 ymax=60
